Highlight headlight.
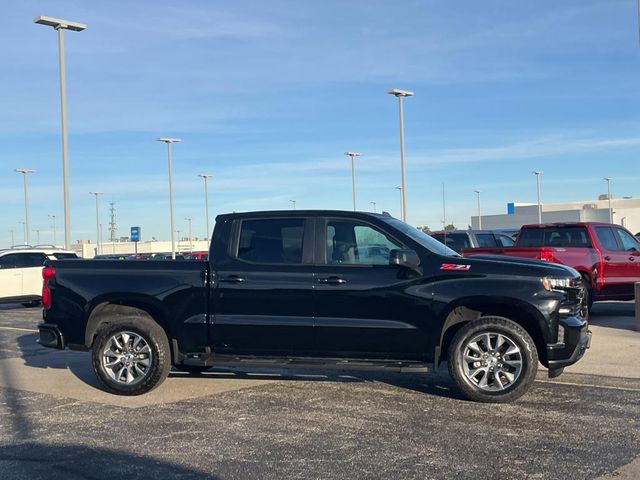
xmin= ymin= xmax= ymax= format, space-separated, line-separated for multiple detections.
xmin=541 ymin=277 xmax=572 ymax=291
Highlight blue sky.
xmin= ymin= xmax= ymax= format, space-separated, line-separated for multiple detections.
xmin=1 ymin=0 xmax=639 ymax=246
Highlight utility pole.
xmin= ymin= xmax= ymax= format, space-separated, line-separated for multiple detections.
xmin=15 ymin=168 xmax=35 ymax=244
xmin=604 ymin=177 xmax=613 ymax=223
xmin=109 ymin=201 xmax=117 ymax=253
xmin=370 ymin=201 xmax=377 ymax=213
xmin=474 ymin=190 xmax=482 ymax=229
xmin=48 ymin=214 xmax=57 ymax=246
xmin=533 ymin=171 xmax=543 ymax=224
xmin=185 ymin=217 xmax=193 ymax=252
xmin=387 ymin=88 xmax=414 ymax=222
xmin=9 ymin=230 xmax=15 ymax=245
xmin=344 ymin=152 xmax=361 ymax=211
xmin=89 ymin=192 xmax=103 ymax=254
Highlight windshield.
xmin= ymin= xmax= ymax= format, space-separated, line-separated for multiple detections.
xmin=381 ymin=217 xmax=460 ymax=256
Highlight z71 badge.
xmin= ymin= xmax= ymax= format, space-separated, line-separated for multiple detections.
xmin=440 ymin=263 xmax=471 ymax=271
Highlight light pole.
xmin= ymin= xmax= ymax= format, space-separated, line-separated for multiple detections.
xmin=290 ymin=199 xmax=297 ymax=210
xmin=185 ymin=217 xmax=193 ymax=252
xmin=157 ymin=137 xmax=181 ymax=259
xmin=34 ymin=16 xmax=87 ymax=250
xmin=48 ymin=214 xmax=57 ymax=246
xmin=604 ymin=177 xmax=613 ymax=223
xmin=474 ymin=190 xmax=482 ymax=229
xmin=15 ymin=168 xmax=35 ymax=244
xmin=33 ymin=229 xmax=41 ymax=245
xmin=175 ymin=230 xmax=182 ymax=251
xmin=387 ymin=88 xmax=414 ymax=222
xmin=197 ymin=173 xmax=213 ymax=241
xmin=344 ymin=152 xmax=361 ymax=211
xmin=532 ymin=171 xmax=543 ymax=224
xmin=19 ymin=222 xmax=26 ymax=244
xmin=370 ymin=201 xmax=377 ymax=213
xmin=9 ymin=230 xmax=15 ymax=245
xmin=89 ymin=192 xmax=103 ymax=254
xmin=395 ymin=186 xmax=403 ymax=220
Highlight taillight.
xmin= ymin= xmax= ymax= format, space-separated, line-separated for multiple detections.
xmin=42 ymin=266 xmax=56 ymax=309
xmin=539 ymin=248 xmax=555 ymax=262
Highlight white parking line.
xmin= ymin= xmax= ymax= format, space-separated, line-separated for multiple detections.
xmin=0 ymin=326 xmax=38 ymax=333
xmin=536 ymin=379 xmax=640 ymax=393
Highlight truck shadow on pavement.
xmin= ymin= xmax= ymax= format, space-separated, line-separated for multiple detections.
xmin=589 ymin=302 xmax=637 ymax=331
xmin=15 ymin=332 xmax=465 ymax=401
xmin=0 ymin=442 xmax=218 ymax=480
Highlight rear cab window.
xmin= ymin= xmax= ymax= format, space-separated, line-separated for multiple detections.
xmin=518 ymin=227 xmax=592 ymax=248
xmin=475 ymin=234 xmax=498 ymax=247
xmin=236 ymin=218 xmax=306 ymax=264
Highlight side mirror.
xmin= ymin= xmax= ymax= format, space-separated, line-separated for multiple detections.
xmin=389 ymin=249 xmax=421 ymax=269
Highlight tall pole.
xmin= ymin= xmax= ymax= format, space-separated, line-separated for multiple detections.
xmin=395 ymin=186 xmax=403 ymax=220
xmin=9 ymin=230 xmax=15 ymax=245
xmin=474 ymin=190 xmax=482 ymax=229
xmin=289 ymin=199 xmax=297 ymax=210
xmin=442 ymin=183 xmax=446 ymax=229
xmin=387 ymin=89 xmax=414 ymax=222
xmin=19 ymin=223 xmax=26 ymax=244
xmin=533 ymin=171 xmax=543 ymax=224
xmin=344 ymin=152 xmax=361 ymax=211
xmin=157 ymin=138 xmax=181 ymax=260
xmin=35 ymin=16 xmax=87 ymax=249
xmin=371 ymin=201 xmax=377 ymax=213
xmin=604 ymin=177 xmax=613 ymax=223
xmin=89 ymin=192 xmax=102 ymax=254
xmin=15 ymin=169 xmax=35 ymax=245
xmin=198 ymin=174 xmax=213 ymax=241
xmin=185 ymin=217 xmax=193 ymax=252
xmin=34 ymin=229 xmax=40 ymax=245
xmin=49 ymin=214 xmax=57 ymax=246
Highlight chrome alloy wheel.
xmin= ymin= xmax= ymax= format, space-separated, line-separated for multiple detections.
xmin=101 ymin=331 xmax=152 ymax=385
xmin=460 ymin=332 xmax=523 ymax=392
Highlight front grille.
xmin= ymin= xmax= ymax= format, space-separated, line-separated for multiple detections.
xmin=557 ymin=277 xmax=587 ymax=318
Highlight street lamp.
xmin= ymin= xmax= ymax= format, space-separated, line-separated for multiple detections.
xmin=532 ymin=171 xmax=543 ymax=224
xmin=197 ymin=173 xmax=213 ymax=241
xmin=34 ymin=16 xmax=87 ymax=250
xmin=19 ymin=222 xmax=26 ymax=244
xmin=289 ymin=199 xmax=297 ymax=210
xmin=370 ymin=201 xmax=377 ymax=213
xmin=185 ymin=217 xmax=193 ymax=252
xmin=387 ymin=88 xmax=414 ymax=222
xmin=474 ymin=190 xmax=482 ymax=229
xmin=157 ymin=137 xmax=181 ymax=260
xmin=604 ymin=177 xmax=613 ymax=223
xmin=8 ymin=230 xmax=15 ymax=246
xmin=89 ymin=192 xmax=103 ymax=254
xmin=344 ymin=152 xmax=361 ymax=211
xmin=48 ymin=214 xmax=57 ymax=246
xmin=33 ymin=229 xmax=41 ymax=245
xmin=15 ymin=168 xmax=35 ymax=244
xmin=395 ymin=186 xmax=403 ymax=220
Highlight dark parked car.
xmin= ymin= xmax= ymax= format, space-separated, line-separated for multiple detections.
xmin=431 ymin=230 xmax=515 ymax=253
xmin=38 ymin=210 xmax=590 ymax=403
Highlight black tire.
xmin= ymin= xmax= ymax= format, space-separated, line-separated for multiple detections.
xmin=91 ymin=319 xmax=171 ymax=396
xmin=580 ymin=273 xmax=594 ymax=314
xmin=448 ymin=316 xmax=538 ymax=403
xmin=173 ymin=365 xmax=211 ymax=374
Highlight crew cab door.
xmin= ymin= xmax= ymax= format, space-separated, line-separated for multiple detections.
xmin=0 ymin=254 xmax=23 ymax=299
xmin=312 ymin=217 xmax=427 ymax=360
xmin=210 ymin=216 xmax=315 ymax=356
xmin=613 ymin=227 xmax=640 ymax=287
xmin=593 ymin=226 xmax=633 ymax=297
xmin=18 ymin=252 xmax=48 ymax=297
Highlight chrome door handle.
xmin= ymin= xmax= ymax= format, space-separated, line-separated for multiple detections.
xmin=317 ymin=276 xmax=347 ymax=285
xmin=220 ymin=275 xmax=245 ymax=283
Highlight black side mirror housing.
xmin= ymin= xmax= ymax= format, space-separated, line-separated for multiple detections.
xmin=389 ymin=249 xmax=421 ymax=269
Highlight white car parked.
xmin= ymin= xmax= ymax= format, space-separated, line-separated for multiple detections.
xmin=0 ymin=246 xmax=77 ymax=307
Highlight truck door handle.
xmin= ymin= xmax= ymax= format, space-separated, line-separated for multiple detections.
xmin=220 ymin=275 xmax=246 ymax=283
xmin=317 ymin=276 xmax=347 ymax=285
xmin=604 ymin=256 xmax=611 ymax=261
xmin=630 ymin=257 xmax=636 ymax=261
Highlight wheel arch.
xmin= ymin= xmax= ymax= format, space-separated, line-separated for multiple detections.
xmin=436 ymin=297 xmax=549 ymax=368
xmin=84 ymin=295 xmax=171 ymax=349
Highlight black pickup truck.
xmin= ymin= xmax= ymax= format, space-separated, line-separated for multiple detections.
xmin=38 ymin=210 xmax=591 ymax=403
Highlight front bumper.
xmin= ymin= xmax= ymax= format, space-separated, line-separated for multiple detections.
xmin=38 ymin=323 xmax=65 ymax=350
xmin=546 ymin=315 xmax=591 ymax=369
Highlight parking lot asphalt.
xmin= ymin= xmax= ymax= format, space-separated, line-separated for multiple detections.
xmin=0 ymin=303 xmax=639 ymax=479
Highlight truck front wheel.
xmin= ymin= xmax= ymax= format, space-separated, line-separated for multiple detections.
xmin=91 ymin=320 xmax=171 ymax=395
xmin=448 ymin=317 xmax=538 ymax=403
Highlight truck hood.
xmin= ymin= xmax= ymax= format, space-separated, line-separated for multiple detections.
xmin=452 ymin=254 xmax=579 ymax=279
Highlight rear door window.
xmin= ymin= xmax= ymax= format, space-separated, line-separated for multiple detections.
xmin=595 ymin=227 xmax=620 ymax=251
xmin=0 ymin=254 xmax=20 ymax=269
xmin=433 ymin=233 xmax=470 ymax=252
xmin=325 ymin=220 xmax=401 ymax=265
xmin=237 ymin=218 xmax=305 ymax=264
xmin=495 ymin=234 xmax=515 ymax=247
xmin=475 ymin=234 xmax=498 ymax=247
xmin=15 ymin=253 xmax=48 ymax=268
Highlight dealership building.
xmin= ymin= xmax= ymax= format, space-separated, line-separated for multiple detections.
xmin=471 ymin=196 xmax=640 ymax=234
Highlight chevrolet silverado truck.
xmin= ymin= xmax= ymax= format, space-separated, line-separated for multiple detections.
xmin=38 ymin=211 xmax=591 ymax=403
xmin=461 ymin=222 xmax=640 ymax=309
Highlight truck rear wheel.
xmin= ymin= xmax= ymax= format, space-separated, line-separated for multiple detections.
xmin=448 ymin=316 xmax=538 ymax=403
xmin=91 ymin=320 xmax=171 ymax=396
